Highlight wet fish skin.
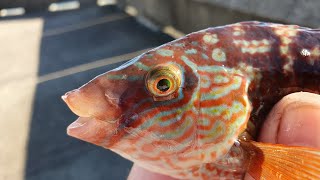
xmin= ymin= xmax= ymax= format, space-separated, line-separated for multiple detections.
xmin=62 ymin=21 xmax=320 ymax=179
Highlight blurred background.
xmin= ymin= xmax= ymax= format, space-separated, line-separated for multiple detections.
xmin=0 ymin=0 xmax=318 ymax=180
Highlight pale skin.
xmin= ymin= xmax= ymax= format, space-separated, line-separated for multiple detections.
xmin=127 ymin=92 xmax=320 ymax=180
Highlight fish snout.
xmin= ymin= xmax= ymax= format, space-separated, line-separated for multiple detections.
xmin=62 ymin=82 xmax=122 ymax=121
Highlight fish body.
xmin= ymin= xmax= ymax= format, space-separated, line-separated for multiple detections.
xmin=62 ymin=22 xmax=320 ymax=179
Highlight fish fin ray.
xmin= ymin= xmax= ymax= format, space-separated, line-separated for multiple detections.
xmin=242 ymin=141 xmax=320 ymax=180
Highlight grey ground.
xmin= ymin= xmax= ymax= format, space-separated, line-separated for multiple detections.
xmin=0 ymin=5 xmax=173 ymax=180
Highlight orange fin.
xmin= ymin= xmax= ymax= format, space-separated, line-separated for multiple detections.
xmin=241 ymin=141 xmax=320 ymax=180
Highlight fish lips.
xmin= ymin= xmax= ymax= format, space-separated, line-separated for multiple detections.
xmin=62 ymin=91 xmax=122 ymax=147
xmin=67 ymin=116 xmax=120 ymax=147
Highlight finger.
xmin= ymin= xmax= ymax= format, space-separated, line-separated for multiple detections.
xmin=245 ymin=92 xmax=320 ymax=180
xmin=128 ymin=164 xmax=177 ymax=180
xmin=259 ymin=92 xmax=320 ymax=148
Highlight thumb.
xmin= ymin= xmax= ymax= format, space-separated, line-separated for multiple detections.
xmin=259 ymin=92 xmax=320 ymax=148
xmin=245 ymin=92 xmax=320 ymax=180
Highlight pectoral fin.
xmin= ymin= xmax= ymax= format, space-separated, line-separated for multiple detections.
xmin=241 ymin=141 xmax=320 ymax=179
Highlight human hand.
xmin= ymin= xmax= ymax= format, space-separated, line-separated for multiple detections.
xmin=128 ymin=92 xmax=320 ymax=180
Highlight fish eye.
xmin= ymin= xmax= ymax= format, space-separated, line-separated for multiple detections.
xmin=157 ymin=79 xmax=171 ymax=92
xmin=145 ymin=64 xmax=181 ymax=101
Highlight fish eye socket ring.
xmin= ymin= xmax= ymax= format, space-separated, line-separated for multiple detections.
xmin=145 ymin=64 xmax=181 ymax=101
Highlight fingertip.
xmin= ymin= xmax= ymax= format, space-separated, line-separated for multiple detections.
xmin=128 ymin=164 xmax=177 ymax=180
xmin=277 ymin=105 xmax=320 ymax=148
xmin=259 ymin=92 xmax=320 ymax=148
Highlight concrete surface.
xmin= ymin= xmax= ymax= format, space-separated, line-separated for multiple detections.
xmin=0 ymin=5 xmax=173 ymax=180
xmin=119 ymin=0 xmax=319 ymax=33
xmin=0 ymin=18 xmax=43 ymax=180
xmin=198 ymin=0 xmax=320 ymax=27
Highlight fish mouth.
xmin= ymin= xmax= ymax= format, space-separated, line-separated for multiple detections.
xmin=66 ymin=116 xmax=119 ymax=146
xmin=67 ymin=116 xmax=92 ymax=136
xmin=62 ymin=93 xmax=120 ymax=144
xmin=61 ymin=88 xmax=122 ymax=122
xmin=62 ymin=93 xmax=119 ymax=122
xmin=61 ymin=91 xmax=91 ymax=118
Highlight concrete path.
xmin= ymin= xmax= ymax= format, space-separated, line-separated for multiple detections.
xmin=0 ymin=5 xmax=173 ymax=180
xmin=0 ymin=17 xmax=43 ymax=180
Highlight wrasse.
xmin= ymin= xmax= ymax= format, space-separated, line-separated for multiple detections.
xmin=62 ymin=22 xmax=320 ymax=179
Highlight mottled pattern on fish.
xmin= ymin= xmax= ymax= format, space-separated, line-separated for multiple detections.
xmin=63 ymin=22 xmax=320 ymax=179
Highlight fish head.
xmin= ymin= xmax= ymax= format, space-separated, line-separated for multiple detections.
xmin=63 ymin=43 xmax=203 ymax=169
xmin=62 ymin=28 xmax=253 ymax=172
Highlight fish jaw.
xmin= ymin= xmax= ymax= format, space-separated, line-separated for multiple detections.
xmin=62 ymin=89 xmax=92 ymax=118
xmin=66 ymin=116 xmax=119 ymax=147
xmin=62 ymin=77 xmax=126 ymax=146
xmin=61 ymin=79 xmax=122 ymax=121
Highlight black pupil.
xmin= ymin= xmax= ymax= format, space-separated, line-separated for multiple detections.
xmin=157 ymin=79 xmax=170 ymax=92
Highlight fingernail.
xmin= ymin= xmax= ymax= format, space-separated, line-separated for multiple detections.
xmin=278 ymin=106 xmax=320 ymax=148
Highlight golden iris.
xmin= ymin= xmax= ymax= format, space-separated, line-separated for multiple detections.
xmin=145 ymin=64 xmax=181 ymax=100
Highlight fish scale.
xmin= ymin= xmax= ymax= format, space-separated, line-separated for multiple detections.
xmin=62 ymin=21 xmax=320 ymax=179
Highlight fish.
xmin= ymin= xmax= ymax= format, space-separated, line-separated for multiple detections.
xmin=62 ymin=21 xmax=320 ymax=179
